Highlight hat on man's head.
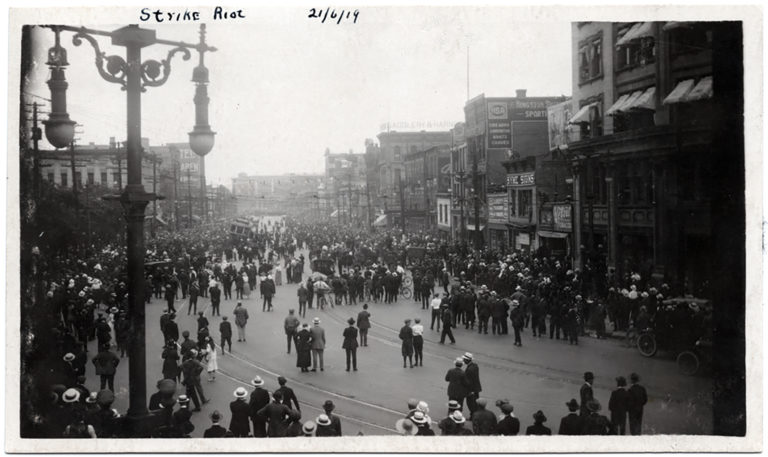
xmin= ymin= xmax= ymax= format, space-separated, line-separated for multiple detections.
xmin=251 ymin=376 xmax=264 ymax=387
xmin=630 ymin=372 xmax=640 ymax=383
xmin=454 ymin=358 xmax=464 ymax=367
xmin=316 ymin=414 xmax=331 ymax=426
xmin=417 ymin=400 xmax=429 ymax=414
xmin=278 ymin=376 xmax=287 ymax=385
xmin=178 ymin=394 xmax=190 ymax=405
xmin=449 ymin=411 xmax=466 ymax=424
xmin=302 ymin=420 xmax=316 ymax=436
xmin=462 ymin=352 xmax=473 ymax=362
xmin=584 ymin=371 xmax=594 ymax=381
xmin=411 ymin=410 xmax=429 ymax=424
xmin=313 ymin=317 xmax=320 ymax=324
xmin=566 ymin=399 xmax=579 ymax=412
xmin=616 ymin=376 xmax=627 ymax=387
xmin=587 ymin=399 xmax=602 ymax=413
xmin=447 ymin=400 xmax=461 ymax=411
xmin=395 ymin=418 xmax=418 ymax=435
xmin=234 ymin=387 xmax=248 ymax=399
xmin=323 ymin=400 xmax=335 ymax=411
xmin=85 ymin=392 xmax=98 ymax=404
xmin=348 ymin=317 xmax=355 ymax=325
xmin=63 ymin=353 xmax=75 ymax=362
xmin=407 ymin=398 xmax=418 ymax=409
xmin=61 ymin=388 xmax=80 ymax=403
xmin=533 ymin=410 xmax=547 ymax=422
xmin=501 ymin=402 xmax=514 ymax=414
xmin=210 ymin=410 xmax=223 ymax=422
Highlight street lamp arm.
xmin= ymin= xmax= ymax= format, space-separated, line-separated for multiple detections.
xmin=140 ymin=46 xmax=191 ymax=89
xmin=71 ymin=31 xmax=127 ymax=88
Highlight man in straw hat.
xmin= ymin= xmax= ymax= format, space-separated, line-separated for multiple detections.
xmin=411 ymin=410 xmax=434 ymax=435
xmin=315 ymin=414 xmax=336 ymax=437
xmin=310 ymin=317 xmax=326 ymax=372
xmin=342 ymin=317 xmax=359 ymax=371
xmin=229 ymin=387 xmax=251 ymax=437
xmin=248 ymin=376 xmax=270 ymax=437
xmin=558 ymin=398 xmax=583 ymax=435
xmin=301 ymin=420 xmax=316 ymax=437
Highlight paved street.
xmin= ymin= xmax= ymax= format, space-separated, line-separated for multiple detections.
xmin=80 ymin=250 xmax=713 ymax=437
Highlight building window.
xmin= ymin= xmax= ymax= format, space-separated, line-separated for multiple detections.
xmin=616 ymin=24 xmax=656 ymax=71
xmin=578 ymin=34 xmax=603 ymax=83
xmin=578 ymin=97 xmax=604 ymax=139
xmin=75 ymin=172 xmax=82 ymax=185
xmin=47 ymin=172 xmax=54 ymax=183
xmin=87 ymin=172 xmax=95 ymax=186
xmin=518 ymin=190 xmax=532 ymax=218
xmin=394 ymin=146 xmax=402 ymax=161
xmin=61 ymin=173 xmax=68 ymax=187
xmin=113 ymin=173 xmax=121 ymax=187
xmin=100 ymin=172 xmax=108 ymax=185
xmin=509 ymin=188 xmax=517 ymax=217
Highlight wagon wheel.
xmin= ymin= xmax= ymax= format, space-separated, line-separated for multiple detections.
xmin=677 ymin=351 xmax=700 ymax=376
xmin=636 ymin=333 xmax=658 ymax=357
xmin=401 ymin=287 xmax=412 ymax=300
xmin=403 ymin=276 xmax=413 ymax=287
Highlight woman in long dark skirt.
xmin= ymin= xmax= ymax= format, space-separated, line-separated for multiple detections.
xmin=296 ymin=323 xmax=312 ymax=372
xmin=399 ymin=318 xmax=414 ymax=368
xmin=161 ymin=340 xmax=180 ymax=382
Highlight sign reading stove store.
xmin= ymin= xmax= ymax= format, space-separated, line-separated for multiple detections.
xmin=487 ymin=101 xmax=512 ymax=149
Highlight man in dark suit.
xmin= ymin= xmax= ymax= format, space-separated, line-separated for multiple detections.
xmin=627 ymin=372 xmax=648 ymax=435
xmin=357 ymin=304 xmax=371 ymax=347
xmin=558 ymin=398 xmax=583 ymax=435
xmin=323 ymin=400 xmax=342 ymax=436
xmin=248 ymin=376 xmax=270 ymax=437
xmin=439 ymin=306 xmax=456 ymax=344
xmin=229 ymin=388 xmax=251 ymax=437
xmin=462 ymin=353 xmax=481 ymax=415
xmin=580 ymin=371 xmax=595 ymax=416
xmin=276 ymin=376 xmax=300 ymax=411
xmin=581 ymin=399 xmax=612 ymax=435
xmin=164 ymin=314 xmax=179 ymax=345
xmin=257 ymin=391 xmax=291 ymax=437
xmin=172 ymin=395 xmax=195 ymax=437
xmin=204 ymin=410 xmax=229 ymax=437
xmin=496 ymin=402 xmax=520 ymax=435
xmin=219 ymin=316 xmax=232 ymax=355
xmin=445 ymin=358 xmax=469 ymax=411
xmin=209 ymin=283 xmax=222 ymax=316
xmin=342 ymin=318 xmax=359 ymax=371
xmin=609 ymin=376 xmax=629 ymax=434
xmin=470 ymin=398 xmax=497 ymax=435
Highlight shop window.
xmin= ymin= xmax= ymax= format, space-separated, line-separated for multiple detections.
xmin=61 ymin=173 xmax=68 ymax=187
xmin=509 ymin=189 xmax=517 ymax=217
xmin=100 ymin=172 xmax=108 ymax=185
xmin=518 ymin=190 xmax=532 ymax=218
xmin=578 ymin=35 xmax=603 ymax=84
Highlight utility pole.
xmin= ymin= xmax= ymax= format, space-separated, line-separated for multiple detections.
xmin=172 ymin=157 xmax=179 ymax=231
xmin=30 ymin=102 xmax=43 ymax=200
xmin=397 ymin=169 xmax=406 ymax=233
xmin=187 ymin=167 xmax=193 ymax=227
xmin=471 ymin=136 xmax=482 ymax=250
xmin=151 ymin=154 xmax=157 ymax=238
xmin=70 ymin=140 xmax=78 ymax=204
xmin=365 ymin=178 xmax=372 ymax=231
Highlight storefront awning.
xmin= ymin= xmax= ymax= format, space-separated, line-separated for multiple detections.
xmin=615 ymin=22 xmax=643 ymax=47
xmin=538 ymin=230 xmax=569 ymax=239
xmin=466 ymin=224 xmax=486 ymax=231
xmin=616 ymin=22 xmax=654 ymax=47
xmin=663 ymin=79 xmax=696 ymax=105
xmin=605 ymin=93 xmax=631 ymax=116
xmin=567 ymin=103 xmax=595 ymax=124
xmin=683 ymin=76 xmax=713 ymax=102
xmin=614 ymin=90 xmax=643 ymax=114
xmin=373 ymin=214 xmax=388 ymax=227
xmin=662 ymin=21 xmax=692 ymax=32
xmin=626 ymin=86 xmax=657 ymax=111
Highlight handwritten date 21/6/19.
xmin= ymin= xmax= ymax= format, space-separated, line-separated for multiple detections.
xmin=308 ymin=8 xmax=359 ymax=24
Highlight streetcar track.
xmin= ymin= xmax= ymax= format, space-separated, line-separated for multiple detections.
xmin=223 ymin=348 xmax=407 ymax=418
xmin=216 ymin=369 xmax=399 ymax=434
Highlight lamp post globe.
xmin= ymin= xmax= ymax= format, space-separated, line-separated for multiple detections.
xmin=189 ymin=127 xmax=215 ymax=156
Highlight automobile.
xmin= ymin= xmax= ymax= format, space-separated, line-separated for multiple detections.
xmin=311 ymin=258 xmax=336 ymax=276
xmin=636 ymin=297 xmax=711 ymax=358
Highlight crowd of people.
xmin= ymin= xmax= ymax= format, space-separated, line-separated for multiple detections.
xmin=21 ymin=213 xmax=707 ymax=438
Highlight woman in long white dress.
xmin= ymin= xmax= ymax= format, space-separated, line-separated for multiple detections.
xmin=242 ymin=272 xmax=251 ymax=299
xmin=204 ymin=336 xmax=217 ymax=381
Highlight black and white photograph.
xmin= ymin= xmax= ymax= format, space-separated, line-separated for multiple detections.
xmin=5 ymin=2 xmax=762 ymax=453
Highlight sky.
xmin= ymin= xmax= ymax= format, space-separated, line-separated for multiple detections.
xmin=23 ymin=6 xmax=572 ymax=185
